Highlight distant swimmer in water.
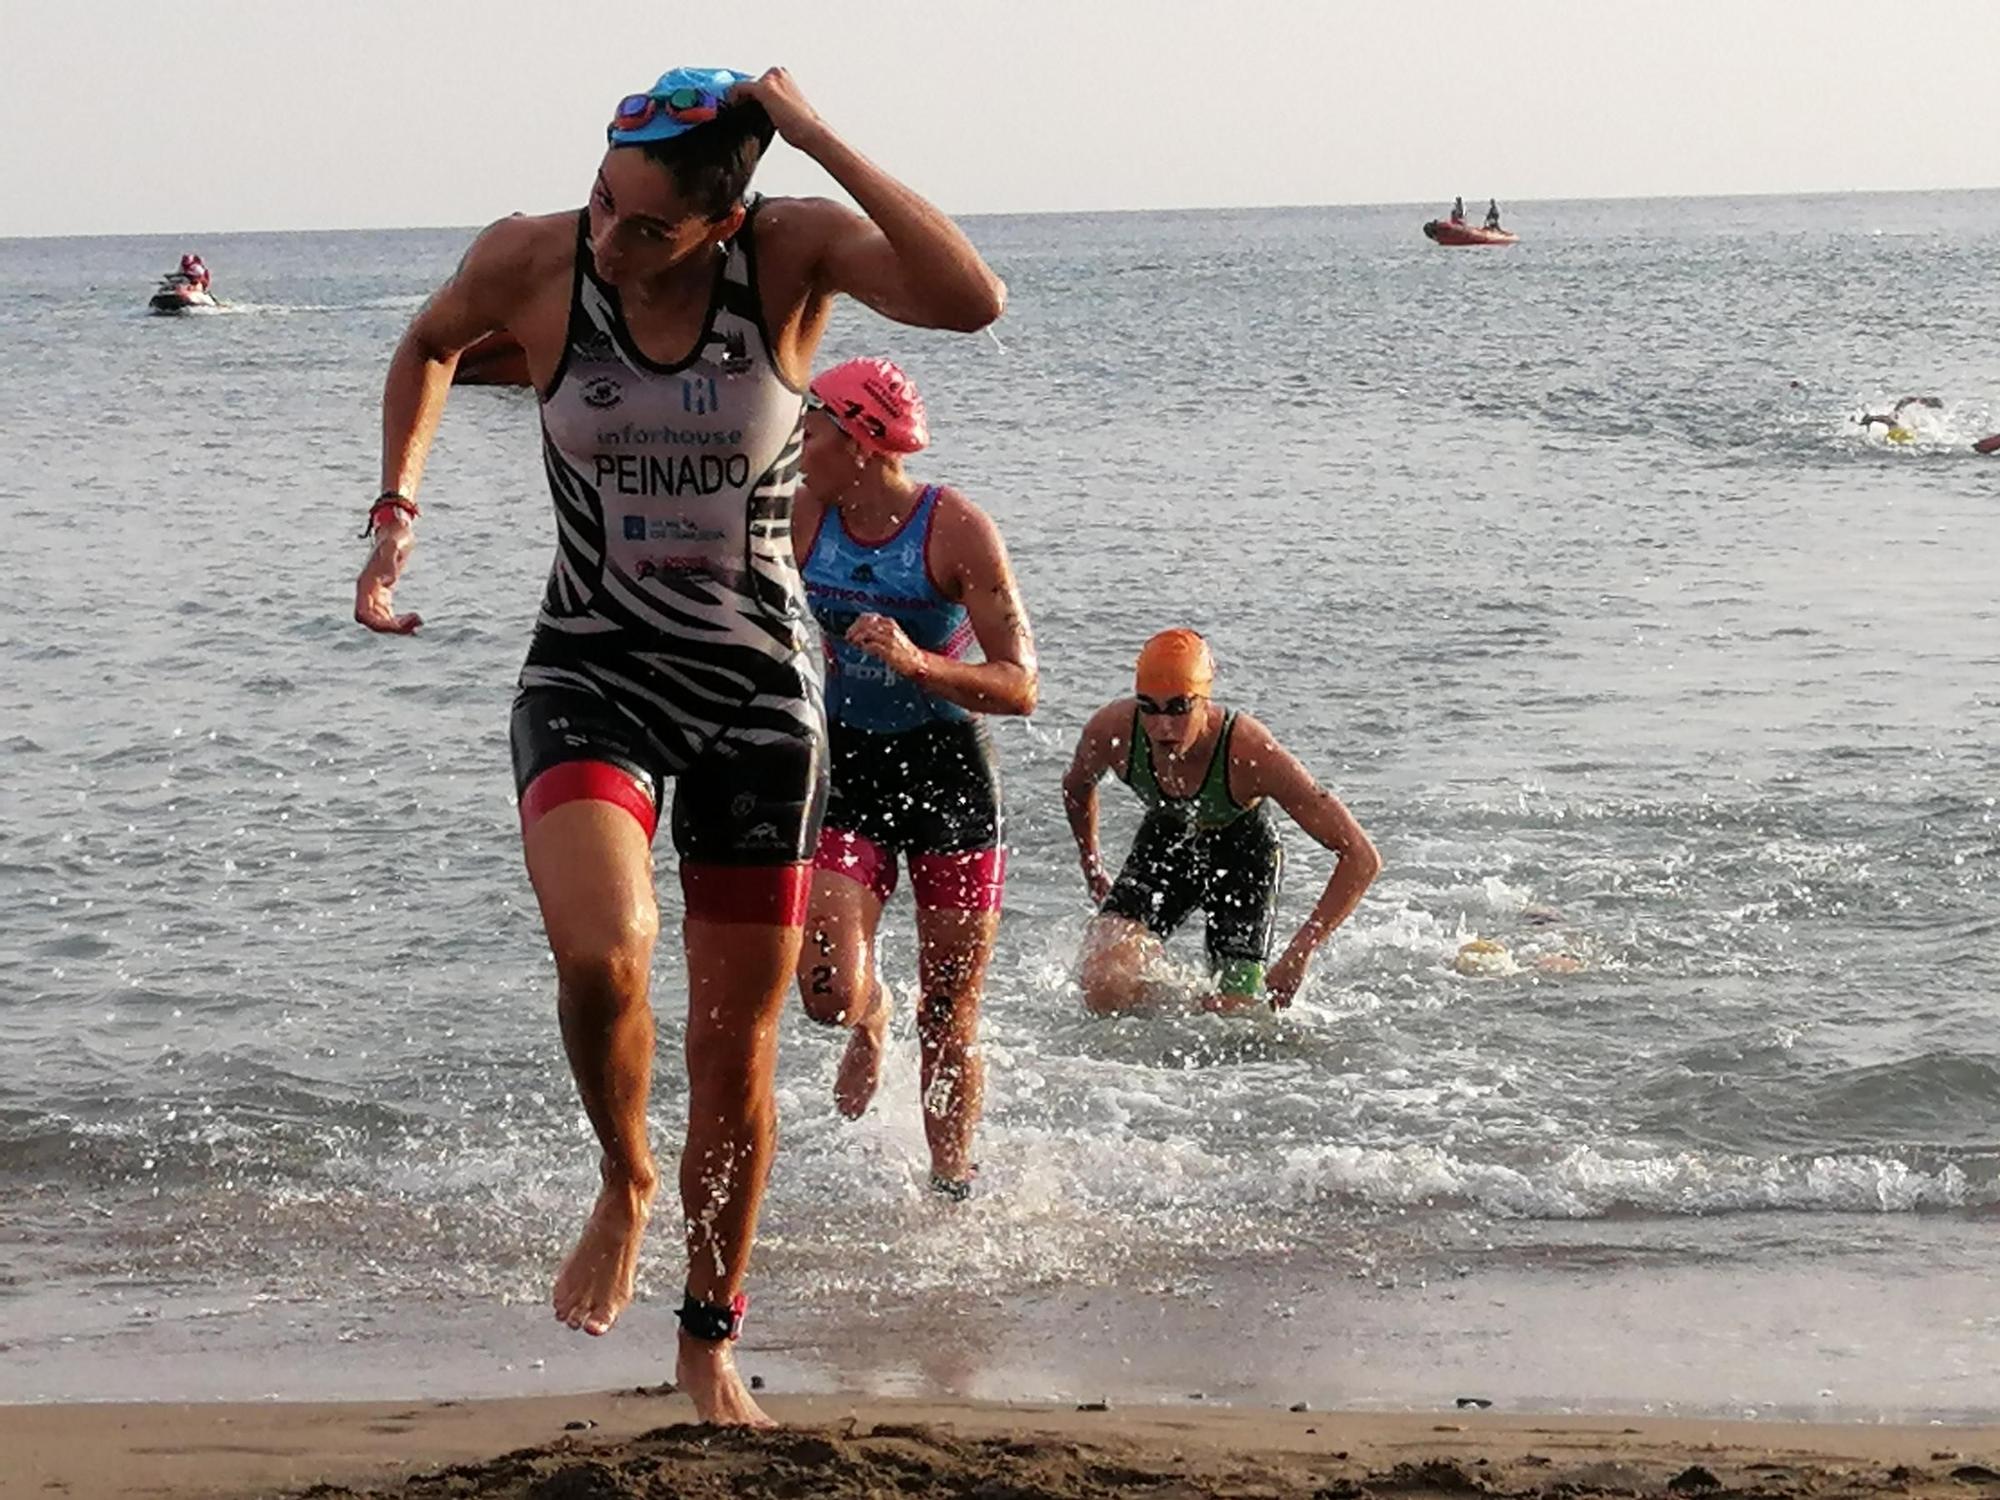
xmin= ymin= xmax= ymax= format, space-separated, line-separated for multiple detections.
xmin=793 ymin=356 xmax=1038 ymax=1202
xmin=1061 ymin=630 xmax=1381 ymax=1013
xmin=1855 ymin=394 xmax=1943 ymax=443
xmin=1453 ymin=936 xmax=1584 ymax=976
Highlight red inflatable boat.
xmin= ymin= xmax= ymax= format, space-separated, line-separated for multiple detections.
xmin=1423 ymin=219 xmax=1518 ymax=247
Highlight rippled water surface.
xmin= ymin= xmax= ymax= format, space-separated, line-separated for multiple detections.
xmin=2 ymin=193 xmax=1996 ymax=1410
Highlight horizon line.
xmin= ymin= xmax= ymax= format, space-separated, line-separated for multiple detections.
xmin=5 ymin=181 xmax=1999 ymax=243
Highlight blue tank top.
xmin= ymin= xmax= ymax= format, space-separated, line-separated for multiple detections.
xmin=801 ymin=485 xmax=973 ymax=732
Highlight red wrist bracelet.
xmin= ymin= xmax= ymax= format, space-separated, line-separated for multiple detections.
xmin=361 ymin=494 xmax=420 ymax=538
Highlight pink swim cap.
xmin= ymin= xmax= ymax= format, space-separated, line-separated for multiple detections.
xmin=808 ymin=358 xmax=929 ymax=456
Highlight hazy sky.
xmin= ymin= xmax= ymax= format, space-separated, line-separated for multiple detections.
xmin=7 ymin=0 xmax=1999 ymax=237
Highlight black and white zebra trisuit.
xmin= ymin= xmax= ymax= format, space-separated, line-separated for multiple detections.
xmin=509 ymin=200 xmax=826 ymax=865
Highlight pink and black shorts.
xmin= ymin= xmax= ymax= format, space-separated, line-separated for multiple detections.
xmin=814 ymin=718 xmax=1006 ymax=912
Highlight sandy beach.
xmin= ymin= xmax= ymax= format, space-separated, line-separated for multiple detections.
xmin=9 ymin=1389 xmax=2000 ymax=1500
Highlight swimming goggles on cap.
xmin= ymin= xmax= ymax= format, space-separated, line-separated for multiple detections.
xmin=805 ymin=388 xmax=889 ymax=444
xmin=607 ymin=68 xmax=756 ymax=143
xmin=611 ymin=87 xmax=721 ymax=133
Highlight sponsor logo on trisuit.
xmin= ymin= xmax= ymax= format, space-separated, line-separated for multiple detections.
xmin=812 ymin=582 xmax=934 ymax=611
xmin=702 ymin=329 xmax=753 ymax=377
xmin=595 ymin=422 xmax=747 ymax=449
xmin=634 ymin=556 xmax=712 ymax=579
xmin=595 ymin=452 xmax=752 ymax=497
xmin=623 ymin=515 xmax=725 ymax=543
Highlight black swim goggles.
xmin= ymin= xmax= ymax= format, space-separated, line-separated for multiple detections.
xmin=1136 ymin=694 xmax=1201 ymax=717
xmin=804 ymin=388 xmax=889 ymax=444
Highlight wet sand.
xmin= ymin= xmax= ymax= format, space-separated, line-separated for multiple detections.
xmin=8 ymin=1389 xmax=2000 ymax=1500
xmin=16 ymin=1228 xmax=1996 ymax=1421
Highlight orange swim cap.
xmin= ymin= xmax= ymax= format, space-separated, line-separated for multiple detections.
xmin=1134 ymin=629 xmax=1215 ymax=700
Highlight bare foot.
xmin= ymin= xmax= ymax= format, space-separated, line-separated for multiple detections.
xmin=677 ymin=1329 xmax=775 ymax=1427
xmin=552 ymin=1173 xmax=654 ymax=1336
xmin=833 ymin=986 xmax=888 ymax=1120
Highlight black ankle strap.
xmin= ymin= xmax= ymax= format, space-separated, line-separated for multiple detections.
xmin=929 ymin=1171 xmax=975 ymax=1202
xmin=677 ymin=1290 xmax=747 ymax=1342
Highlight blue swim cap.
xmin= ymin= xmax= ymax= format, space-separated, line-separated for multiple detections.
xmin=607 ymin=67 xmax=756 ymax=145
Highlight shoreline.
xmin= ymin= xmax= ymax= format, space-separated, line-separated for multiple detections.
xmin=11 ymin=1216 xmax=1997 ymax=1423
xmin=8 ymin=1390 xmax=2000 ymax=1500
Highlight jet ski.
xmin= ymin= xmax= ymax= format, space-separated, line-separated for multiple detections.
xmin=149 ymin=273 xmax=218 ymax=314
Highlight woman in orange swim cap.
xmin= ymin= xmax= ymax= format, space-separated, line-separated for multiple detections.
xmin=1060 ymin=630 xmax=1382 ymax=1013
xmin=1134 ymin=627 xmax=1214 ymax=703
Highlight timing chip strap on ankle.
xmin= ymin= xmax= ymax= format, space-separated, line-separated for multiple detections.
xmin=677 ymin=1290 xmax=748 ymax=1342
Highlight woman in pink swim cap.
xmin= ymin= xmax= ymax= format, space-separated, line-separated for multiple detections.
xmin=794 ymin=356 xmax=1038 ymax=1200
xmin=806 ymin=356 xmax=930 ymax=456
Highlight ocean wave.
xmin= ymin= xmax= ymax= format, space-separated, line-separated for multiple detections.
xmin=1267 ymin=1140 xmax=1993 ymax=1219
